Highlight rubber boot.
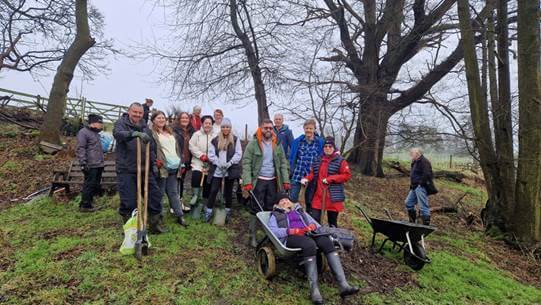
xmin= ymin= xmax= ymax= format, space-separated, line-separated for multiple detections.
xmin=304 ymin=256 xmax=324 ymax=305
xmin=407 ymin=209 xmax=417 ymax=223
xmin=422 ymin=215 xmax=431 ymax=226
xmin=177 ymin=215 xmax=188 ymax=227
xmin=149 ymin=214 xmax=168 ymax=234
xmin=190 ymin=187 xmax=200 ymax=206
xmin=225 ymin=208 xmax=231 ymax=223
xmin=326 ymin=252 xmax=359 ymax=298
xmin=248 ymin=215 xmax=258 ymax=248
xmin=204 ymin=208 xmax=213 ymax=223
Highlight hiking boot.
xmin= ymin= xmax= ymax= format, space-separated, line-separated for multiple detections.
xmin=422 ymin=215 xmax=431 ymax=226
xmin=177 ymin=216 xmax=188 ymax=227
xmin=304 ymin=256 xmax=324 ymax=305
xmin=79 ymin=206 xmax=97 ymax=213
xmin=249 ymin=215 xmax=258 ymax=248
xmin=326 ymin=252 xmax=359 ymax=298
xmin=149 ymin=214 xmax=168 ymax=234
xmin=407 ymin=209 xmax=417 ymax=223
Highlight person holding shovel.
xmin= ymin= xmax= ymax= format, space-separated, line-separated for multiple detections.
xmin=188 ymin=115 xmax=216 ymax=213
xmin=301 ymin=137 xmax=351 ymax=228
xmin=113 ymin=102 xmax=167 ymax=234
xmin=149 ymin=111 xmax=188 ymax=227
xmin=242 ymin=118 xmax=290 ymax=247
xmin=206 ymin=118 xmax=242 ymax=222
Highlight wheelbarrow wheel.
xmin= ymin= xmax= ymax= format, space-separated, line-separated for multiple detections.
xmin=257 ymin=246 xmax=276 ymax=280
xmin=404 ymin=242 xmax=427 ymax=271
xmin=317 ymin=251 xmax=329 ymax=274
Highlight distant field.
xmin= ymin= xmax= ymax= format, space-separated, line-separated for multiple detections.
xmin=385 ymin=151 xmax=477 ymax=171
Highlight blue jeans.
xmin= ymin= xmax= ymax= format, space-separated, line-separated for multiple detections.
xmin=405 ymin=186 xmax=430 ymax=217
xmin=290 ymin=181 xmax=315 ymax=211
xmin=158 ymin=170 xmax=183 ymax=217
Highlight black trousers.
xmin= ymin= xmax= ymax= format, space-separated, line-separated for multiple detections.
xmin=117 ymin=172 xmax=162 ymax=216
xmin=207 ymin=177 xmax=235 ymax=208
xmin=191 ymin=170 xmax=211 ymax=199
xmin=252 ymin=178 xmax=277 ymax=213
xmin=310 ymin=209 xmax=339 ymax=228
xmin=81 ymin=167 xmax=103 ymax=207
xmin=177 ymin=162 xmax=190 ymax=198
xmin=286 ymin=235 xmax=335 ymax=257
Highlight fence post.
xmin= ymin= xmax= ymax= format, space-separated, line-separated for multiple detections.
xmin=80 ymin=97 xmax=87 ymax=120
xmin=244 ymin=124 xmax=248 ymax=142
xmin=449 ymin=154 xmax=453 ymax=169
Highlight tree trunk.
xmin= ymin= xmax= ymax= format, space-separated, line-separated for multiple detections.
xmin=229 ymin=0 xmax=270 ymax=124
xmin=457 ymin=0 xmax=506 ymax=233
xmin=39 ymin=0 xmax=95 ymax=146
xmin=347 ymin=97 xmax=391 ymax=177
xmin=494 ymin=0 xmax=516 ymax=217
xmin=514 ymin=0 xmax=541 ymax=244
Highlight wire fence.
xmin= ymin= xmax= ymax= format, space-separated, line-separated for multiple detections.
xmin=0 ymin=87 xmax=128 ymax=123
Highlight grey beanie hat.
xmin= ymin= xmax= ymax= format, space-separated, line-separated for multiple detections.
xmin=221 ymin=117 xmax=232 ymax=127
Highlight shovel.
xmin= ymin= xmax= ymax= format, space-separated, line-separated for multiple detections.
xmin=213 ymin=179 xmax=227 ymax=226
xmin=320 ymin=186 xmax=328 ymax=225
xmin=134 ymin=138 xmax=150 ymax=260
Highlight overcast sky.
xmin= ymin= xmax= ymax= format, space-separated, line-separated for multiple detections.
xmin=0 ymin=0 xmax=274 ymax=136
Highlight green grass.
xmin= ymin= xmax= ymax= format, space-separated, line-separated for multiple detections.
xmin=0 ymin=195 xmax=539 ymax=305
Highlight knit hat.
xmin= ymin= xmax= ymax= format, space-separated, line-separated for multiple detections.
xmin=88 ymin=114 xmax=103 ymax=124
xmin=274 ymin=192 xmax=290 ymax=205
xmin=221 ymin=117 xmax=232 ymax=127
xmin=200 ymin=115 xmax=214 ymax=125
xmin=324 ymin=136 xmax=335 ymax=148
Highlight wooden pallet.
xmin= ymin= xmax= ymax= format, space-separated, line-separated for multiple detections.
xmin=49 ymin=160 xmax=117 ymax=196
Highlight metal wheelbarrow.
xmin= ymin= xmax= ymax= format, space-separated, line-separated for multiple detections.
xmin=356 ymin=205 xmax=436 ymax=270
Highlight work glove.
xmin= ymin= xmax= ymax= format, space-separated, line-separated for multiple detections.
xmin=287 ymin=228 xmax=305 ymax=236
xmin=283 ymin=183 xmax=291 ymax=190
xmin=300 ymin=178 xmax=309 ymax=186
xmin=156 ymin=159 xmax=164 ymax=169
xmin=243 ymin=183 xmax=253 ymax=192
xmin=322 ymin=178 xmax=329 ymax=185
xmin=200 ymin=154 xmax=209 ymax=162
xmin=131 ymin=131 xmax=151 ymax=143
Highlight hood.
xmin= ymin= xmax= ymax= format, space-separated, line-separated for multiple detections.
xmin=275 ymin=124 xmax=290 ymax=133
xmin=255 ymin=127 xmax=277 ymax=149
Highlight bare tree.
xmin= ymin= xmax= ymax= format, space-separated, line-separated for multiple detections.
xmin=0 ymin=0 xmax=111 ymax=74
xmin=39 ymin=0 xmax=96 ymax=146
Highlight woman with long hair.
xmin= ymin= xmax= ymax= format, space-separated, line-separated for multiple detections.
xmin=150 ymin=111 xmax=187 ymax=227
xmin=173 ymin=111 xmax=195 ymax=211
xmin=205 ymin=118 xmax=242 ymax=222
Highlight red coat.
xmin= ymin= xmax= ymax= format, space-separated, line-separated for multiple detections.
xmin=190 ymin=114 xmax=201 ymax=131
xmin=305 ymin=154 xmax=351 ymax=212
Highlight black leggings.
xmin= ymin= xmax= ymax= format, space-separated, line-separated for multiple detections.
xmin=191 ymin=170 xmax=211 ymax=199
xmin=310 ymin=209 xmax=339 ymax=228
xmin=207 ymin=177 xmax=235 ymax=208
xmin=286 ymin=235 xmax=335 ymax=257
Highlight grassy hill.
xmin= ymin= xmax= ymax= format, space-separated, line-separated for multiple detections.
xmin=0 ymin=125 xmax=540 ymax=305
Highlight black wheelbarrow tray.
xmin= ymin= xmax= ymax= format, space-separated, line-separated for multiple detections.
xmin=356 ymin=205 xmax=436 ymax=270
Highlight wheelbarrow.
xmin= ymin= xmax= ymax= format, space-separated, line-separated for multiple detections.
xmin=249 ymin=191 xmax=328 ymax=279
xmin=356 ymin=205 xmax=436 ymax=270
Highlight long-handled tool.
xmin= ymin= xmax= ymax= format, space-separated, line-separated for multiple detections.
xmin=320 ymin=186 xmax=328 ymax=225
xmin=134 ymin=138 xmax=150 ymax=260
xmin=298 ymin=184 xmax=307 ymax=209
xmin=213 ymin=178 xmax=227 ymax=226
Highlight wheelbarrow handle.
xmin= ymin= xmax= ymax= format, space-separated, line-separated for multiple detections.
xmin=248 ymin=190 xmax=265 ymax=213
xmin=355 ymin=205 xmax=373 ymax=226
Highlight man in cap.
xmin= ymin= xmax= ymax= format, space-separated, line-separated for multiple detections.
xmin=76 ymin=114 xmax=105 ymax=212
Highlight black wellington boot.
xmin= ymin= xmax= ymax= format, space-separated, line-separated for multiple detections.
xmin=422 ymin=215 xmax=431 ymax=226
xmin=248 ymin=215 xmax=258 ymax=248
xmin=149 ymin=214 xmax=168 ymax=234
xmin=304 ymin=256 xmax=324 ymax=305
xmin=177 ymin=215 xmax=188 ymax=227
xmin=326 ymin=252 xmax=359 ymax=298
xmin=407 ymin=209 xmax=417 ymax=223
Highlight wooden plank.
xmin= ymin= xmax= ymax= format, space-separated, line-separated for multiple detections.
xmin=69 ymin=172 xmax=117 ymax=178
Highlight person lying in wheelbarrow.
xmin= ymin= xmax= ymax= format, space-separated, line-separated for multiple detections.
xmin=268 ymin=193 xmax=359 ymax=305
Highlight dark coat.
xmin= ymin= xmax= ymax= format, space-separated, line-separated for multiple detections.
xmin=113 ymin=113 xmax=156 ymax=174
xmin=274 ymin=124 xmax=294 ymax=157
xmin=173 ymin=125 xmax=195 ymax=165
xmin=410 ymin=155 xmax=433 ymax=188
xmin=76 ymin=126 xmax=104 ymax=168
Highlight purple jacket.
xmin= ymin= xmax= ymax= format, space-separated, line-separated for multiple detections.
xmin=268 ymin=204 xmax=320 ymax=244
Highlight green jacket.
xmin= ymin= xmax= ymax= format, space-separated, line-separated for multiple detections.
xmin=242 ymin=138 xmax=290 ymax=189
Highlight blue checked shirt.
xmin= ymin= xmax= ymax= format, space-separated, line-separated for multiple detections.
xmin=291 ymin=138 xmax=320 ymax=182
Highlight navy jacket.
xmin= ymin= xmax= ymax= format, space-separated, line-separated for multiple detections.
xmin=274 ymin=125 xmax=294 ymax=157
xmin=113 ymin=113 xmax=156 ymax=174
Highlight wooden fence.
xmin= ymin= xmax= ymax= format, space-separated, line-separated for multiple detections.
xmin=0 ymin=87 xmax=128 ymax=123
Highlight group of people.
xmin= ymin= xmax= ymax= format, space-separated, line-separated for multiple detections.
xmin=75 ymin=100 xmax=435 ymax=304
